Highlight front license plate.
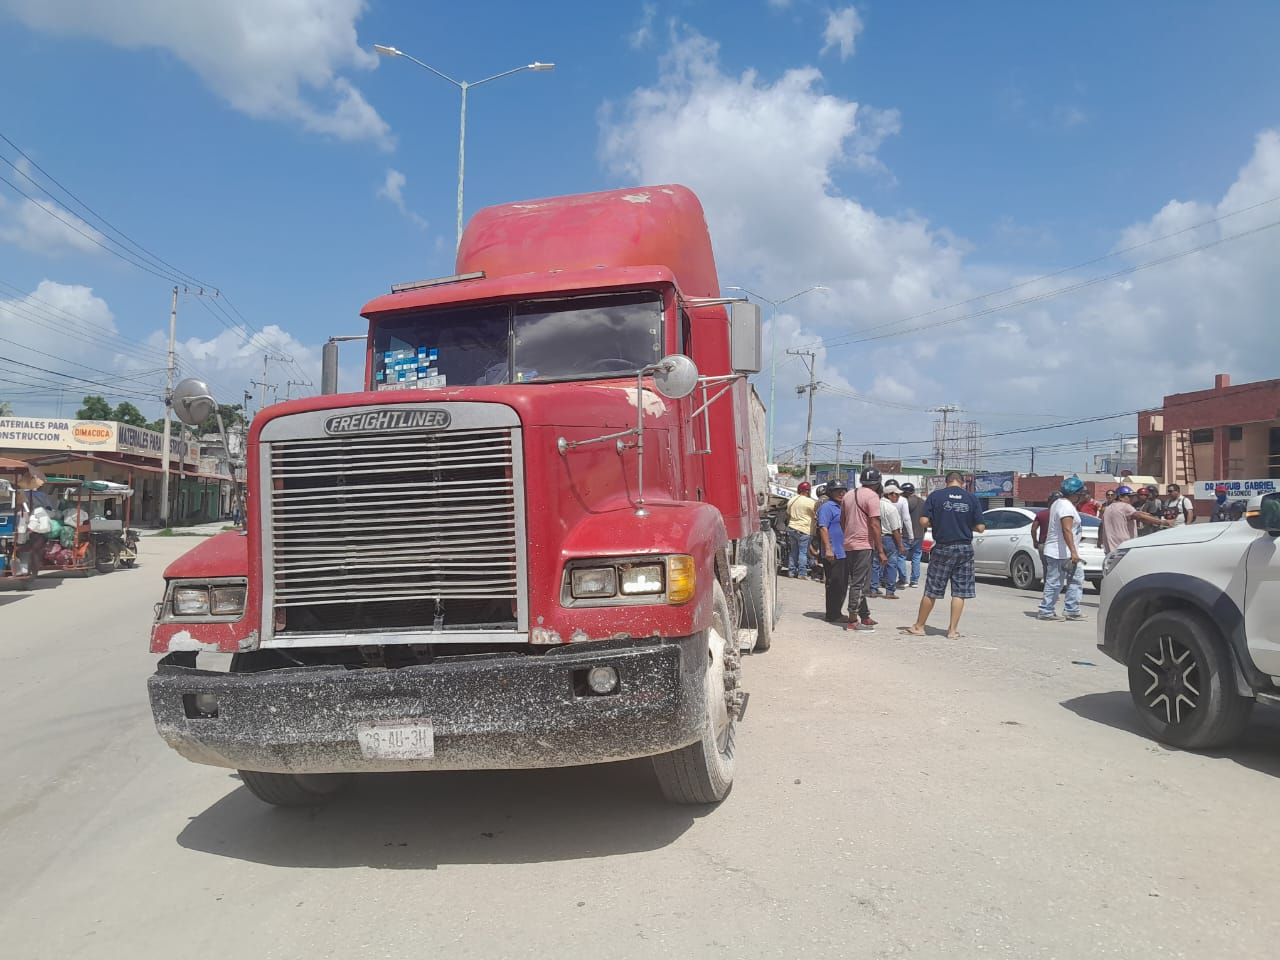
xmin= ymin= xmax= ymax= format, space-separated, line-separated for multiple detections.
xmin=356 ymin=720 xmax=435 ymax=759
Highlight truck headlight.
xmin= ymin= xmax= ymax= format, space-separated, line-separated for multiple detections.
xmin=571 ymin=566 xmax=618 ymax=599
xmin=165 ymin=578 xmax=248 ymax=620
xmin=173 ymin=586 xmax=210 ymax=616
xmin=619 ymin=562 xmax=664 ymax=596
xmin=210 ymin=584 xmax=247 ymax=616
xmin=565 ymin=555 xmax=694 ymax=605
xmin=1102 ymin=548 xmax=1129 ymax=577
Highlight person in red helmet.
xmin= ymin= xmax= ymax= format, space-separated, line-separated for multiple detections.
xmin=785 ymin=480 xmax=817 ymax=579
xmin=1211 ymin=484 xmax=1233 ymax=522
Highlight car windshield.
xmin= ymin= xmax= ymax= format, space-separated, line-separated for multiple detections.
xmin=370 ymin=290 xmax=664 ymax=390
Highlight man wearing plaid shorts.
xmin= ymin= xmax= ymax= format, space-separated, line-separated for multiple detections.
xmin=902 ymin=472 xmax=985 ymax=639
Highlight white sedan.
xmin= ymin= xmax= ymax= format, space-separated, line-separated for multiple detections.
xmin=924 ymin=507 xmax=1105 ymax=590
xmin=971 ymin=506 xmax=1105 ymax=591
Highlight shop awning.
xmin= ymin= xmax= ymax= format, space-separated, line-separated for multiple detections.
xmin=27 ymin=452 xmax=229 ymax=482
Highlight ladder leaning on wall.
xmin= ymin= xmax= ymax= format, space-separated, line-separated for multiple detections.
xmin=1173 ymin=429 xmax=1196 ymax=484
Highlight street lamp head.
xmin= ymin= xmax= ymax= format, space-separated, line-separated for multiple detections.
xmin=528 ymin=61 xmax=555 ymax=71
xmin=373 ymin=44 xmax=402 ymax=57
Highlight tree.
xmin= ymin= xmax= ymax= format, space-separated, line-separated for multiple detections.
xmin=198 ymin=403 xmax=246 ymax=436
xmin=77 ymin=396 xmax=113 ymax=420
xmin=0 ymin=400 xmax=12 ymax=416
xmin=110 ymin=402 xmax=149 ymax=427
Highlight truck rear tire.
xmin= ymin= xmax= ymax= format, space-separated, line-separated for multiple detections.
xmin=653 ymin=580 xmax=737 ymax=804
xmin=739 ymin=531 xmax=777 ymax=652
xmin=238 ymin=769 xmax=352 ymax=807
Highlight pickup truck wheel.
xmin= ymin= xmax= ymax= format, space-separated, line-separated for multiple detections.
xmin=740 ymin=531 xmax=777 ymax=652
xmin=653 ymin=580 xmax=737 ymax=804
xmin=1009 ymin=552 xmax=1037 ymax=590
xmin=239 ymin=769 xmax=352 ymax=807
xmin=1126 ymin=610 xmax=1253 ymax=750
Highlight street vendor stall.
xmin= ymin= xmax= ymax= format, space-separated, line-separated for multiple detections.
xmin=40 ymin=477 xmax=139 ymax=574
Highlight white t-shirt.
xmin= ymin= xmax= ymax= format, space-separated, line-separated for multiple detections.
xmin=1044 ymin=498 xmax=1081 ymax=560
xmin=880 ymin=498 xmax=904 ymax=535
xmin=1167 ymin=495 xmax=1193 ymax=526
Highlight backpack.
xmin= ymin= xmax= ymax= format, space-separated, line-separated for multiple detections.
xmin=1163 ymin=496 xmax=1190 ymax=521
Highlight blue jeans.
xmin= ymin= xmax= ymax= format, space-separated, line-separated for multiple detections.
xmin=897 ymin=540 xmax=912 ymax=586
xmin=907 ymin=538 xmax=923 ymax=585
xmin=788 ymin=530 xmax=811 ymax=578
xmin=1038 ymin=556 xmax=1084 ymax=616
xmin=878 ymin=535 xmax=900 ymax=595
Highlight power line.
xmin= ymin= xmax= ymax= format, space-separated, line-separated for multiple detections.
xmin=0 ymin=131 xmax=211 ymax=288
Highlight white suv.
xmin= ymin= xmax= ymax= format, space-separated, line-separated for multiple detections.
xmin=1097 ymin=492 xmax=1280 ymax=749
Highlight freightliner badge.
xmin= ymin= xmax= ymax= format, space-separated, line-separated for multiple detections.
xmin=324 ymin=409 xmax=452 ymax=435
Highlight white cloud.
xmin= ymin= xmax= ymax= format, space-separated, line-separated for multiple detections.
xmin=600 ymin=26 xmax=1280 ymax=474
xmin=821 ymin=7 xmax=863 ymax=61
xmin=0 ymin=0 xmax=391 ymax=147
xmin=377 ymin=168 xmax=427 ymax=228
xmin=0 ymin=196 xmax=107 ymax=256
xmin=630 ymin=3 xmax=658 ymax=49
xmin=0 ymin=281 xmax=141 ymax=416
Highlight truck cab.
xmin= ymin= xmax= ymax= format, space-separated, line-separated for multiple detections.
xmin=146 ymin=185 xmax=780 ymax=808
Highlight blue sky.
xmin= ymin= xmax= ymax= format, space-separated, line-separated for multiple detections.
xmin=2 ymin=1 xmax=1278 ymax=475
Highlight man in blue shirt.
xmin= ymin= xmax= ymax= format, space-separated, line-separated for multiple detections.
xmin=816 ymin=479 xmax=848 ymax=623
xmin=901 ymin=472 xmax=985 ymax=639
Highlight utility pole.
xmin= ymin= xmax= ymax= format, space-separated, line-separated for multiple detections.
xmin=933 ymin=404 xmax=959 ymax=480
xmin=834 ymin=429 xmax=842 ymax=480
xmin=286 ymin=380 xmax=312 ymax=400
xmin=159 ymin=286 xmax=178 ymax=527
xmin=788 ymin=347 xmax=819 ymax=484
xmin=1030 ymin=446 xmax=1036 ymax=475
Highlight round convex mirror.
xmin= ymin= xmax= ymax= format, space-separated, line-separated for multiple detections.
xmin=172 ymin=378 xmax=216 ymax=427
xmin=650 ymin=354 xmax=699 ymax=400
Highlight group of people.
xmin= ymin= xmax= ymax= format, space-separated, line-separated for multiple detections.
xmin=789 ymin=469 xmax=985 ymax=640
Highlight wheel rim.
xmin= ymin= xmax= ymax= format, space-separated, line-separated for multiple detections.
xmin=1140 ymin=633 xmax=1201 ymax=725
xmin=1012 ymin=555 xmax=1033 ymax=587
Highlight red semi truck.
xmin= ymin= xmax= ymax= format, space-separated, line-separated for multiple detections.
xmin=147 ymin=184 xmax=780 ymax=806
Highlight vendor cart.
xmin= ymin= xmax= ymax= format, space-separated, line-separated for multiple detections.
xmin=40 ymin=478 xmax=139 ymax=574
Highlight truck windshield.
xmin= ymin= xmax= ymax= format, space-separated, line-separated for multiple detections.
xmin=371 ymin=290 xmax=663 ymax=390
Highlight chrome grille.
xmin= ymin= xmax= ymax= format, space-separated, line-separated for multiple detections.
xmin=265 ymin=425 xmax=522 ymax=640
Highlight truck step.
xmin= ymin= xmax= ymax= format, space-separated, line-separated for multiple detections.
xmin=736 ymin=628 xmax=758 ymax=652
xmin=729 ymin=563 xmax=748 ymax=583
xmin=1257 ymin=691 xmax=1280 ymax=706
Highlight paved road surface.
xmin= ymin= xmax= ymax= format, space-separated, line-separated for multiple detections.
xmin=2 ymin=538 xmax=1277 ymax=958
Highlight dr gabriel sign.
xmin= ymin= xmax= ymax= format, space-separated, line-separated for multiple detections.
xmin=324 ymin=408 xmax=452 ymax=435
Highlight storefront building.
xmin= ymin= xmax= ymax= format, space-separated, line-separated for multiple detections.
xmin=1137 ymin=372 xmax=1280 ymax=503
xmin=0 ymin=416 xmax=229 ymax=525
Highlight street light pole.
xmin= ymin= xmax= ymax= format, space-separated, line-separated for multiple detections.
xmin=725 ymin=284 xmax=828 ymax=463
xmin=375 ymin=45 xmax=554 ymax=247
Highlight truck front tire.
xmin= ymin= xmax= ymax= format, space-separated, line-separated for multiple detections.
xmin=1126 ymin=609 xmax=1253 ymax=750
xmin=653 ymin=581 xmax=737 ymax=804
xmin=238 ymin=769 xmax=352 ymax=807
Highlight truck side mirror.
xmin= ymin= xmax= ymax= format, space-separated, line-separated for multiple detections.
xmin=729 ymin=301 xmax=762 ymax=374
xmin=172 ymin=378 xmax=215 ymax=427
xmin=649 ymin=354 xmax=699 ymax=399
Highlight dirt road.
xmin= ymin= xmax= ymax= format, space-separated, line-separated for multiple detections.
xmin=1 ymin=537 xmax=1276 ymax=958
